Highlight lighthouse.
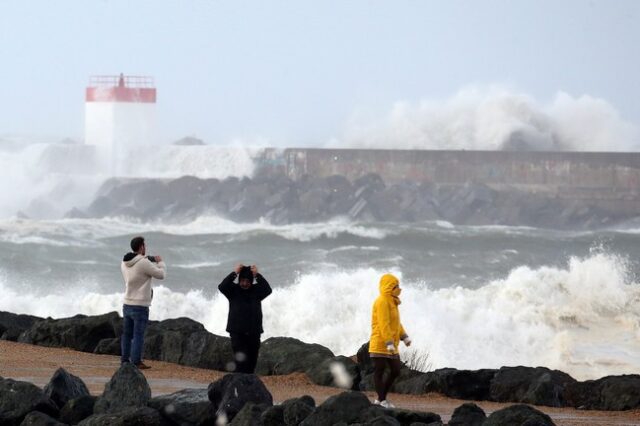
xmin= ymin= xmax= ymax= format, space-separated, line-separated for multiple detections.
xmin=85 ymin=74 xmax=157 ymax=174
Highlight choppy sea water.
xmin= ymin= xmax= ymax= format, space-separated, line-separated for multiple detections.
xmin=1 ymin=216 xmax=639 ymax=381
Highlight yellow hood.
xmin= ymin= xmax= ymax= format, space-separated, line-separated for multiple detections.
xmin=379 ymin=273 xmax=400 ymax=301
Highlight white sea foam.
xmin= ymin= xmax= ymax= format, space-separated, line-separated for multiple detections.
xmin=0 ymin=140 xmax=264 ymax=220
xmin=0 ymin=216 xmax=394 ymax=246
xmin=1 ymin=252 xmax=638 ymax=380
xmin=339 ymin=87 xmax=640 ymax=152
xmin=125 ymin=145 xmax=261 ymax=180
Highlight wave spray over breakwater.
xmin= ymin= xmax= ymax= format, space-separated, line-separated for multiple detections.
xmin=341 ymin=87 xmax=639 ymax=152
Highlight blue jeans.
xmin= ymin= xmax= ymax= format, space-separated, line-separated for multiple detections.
xmin=121 ymin=304 xmax=149 ymax=364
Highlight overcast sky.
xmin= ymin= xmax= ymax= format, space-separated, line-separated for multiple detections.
xmin=0 ymin=0 xmax=638 ymax=146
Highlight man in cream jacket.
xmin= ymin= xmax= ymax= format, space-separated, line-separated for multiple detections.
xmin=120 ymin=236 xmax=166 ymax=369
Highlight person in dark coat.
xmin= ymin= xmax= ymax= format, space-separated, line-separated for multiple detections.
xmin=218 ymin=263 xmax=272 ymax=373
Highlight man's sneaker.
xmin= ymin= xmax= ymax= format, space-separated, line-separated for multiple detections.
xmin=379 ymin=400 xmax=395 ymax=409
xmin=135 ymin=362 xmax=151 ymax=370
xmin=373 ymin=399 xmax=381 ymax=405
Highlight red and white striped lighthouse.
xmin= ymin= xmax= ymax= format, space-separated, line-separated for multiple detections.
xmin=85 ymin=74 xmax=157 ymax=174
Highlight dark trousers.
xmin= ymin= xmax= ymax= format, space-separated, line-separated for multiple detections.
xmin=230 ymin=333 xmax=261 ymax=373
xmin=373 ymin=357 xmax=402 ymax=401
xmin=121 ymin=304 xmax=149 ymax=365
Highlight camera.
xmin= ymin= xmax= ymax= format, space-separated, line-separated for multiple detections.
xmin=147 ymin=256 xmax=157 ymax=263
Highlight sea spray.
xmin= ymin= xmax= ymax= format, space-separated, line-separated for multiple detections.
xmin=339 ymin=87 xmax=639 ymax=152
xmin=1 ymin=252 xmax=638 ymax=380
xmin=0 ymin=141 xmax=264 ymax=219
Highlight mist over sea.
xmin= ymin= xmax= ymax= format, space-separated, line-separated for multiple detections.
xmin=2 ymin=90 xmax=640 ymax=381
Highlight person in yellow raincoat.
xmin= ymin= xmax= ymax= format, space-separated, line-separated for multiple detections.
xmin=369 ymin=273 xmax=411 ymax=408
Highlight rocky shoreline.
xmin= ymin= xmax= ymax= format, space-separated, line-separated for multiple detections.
xmin=64 ymin=172 xmax=638 ymax=229
xmin=2 ymin=310 xmax=639 ymax=419
xmin=2 ymin=363 xmax=563 ymax=426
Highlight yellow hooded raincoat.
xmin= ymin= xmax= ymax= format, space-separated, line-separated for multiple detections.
xmin=369 ymin=273 xmax=408 ymax=356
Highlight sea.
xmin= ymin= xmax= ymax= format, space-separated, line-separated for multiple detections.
xmin=1 ymin=140 xmax=639 ymax=381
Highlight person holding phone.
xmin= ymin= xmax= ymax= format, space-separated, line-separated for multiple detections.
xmin=120 ymin=235 xmax=166 ymax=369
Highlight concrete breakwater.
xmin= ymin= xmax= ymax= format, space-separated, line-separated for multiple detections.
xmin=51 ymin=147 xmax=640 ymax=228
xmin=258 ymin=148 xmax=640 ymax=214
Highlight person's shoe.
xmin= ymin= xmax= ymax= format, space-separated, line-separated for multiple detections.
xmin=372 ymin=399 xmax=381 ymax=405
xmin=379 ymin=400 xmax=395 ymax=409
xmin=135 ymin=362 xmax=151 ymax=370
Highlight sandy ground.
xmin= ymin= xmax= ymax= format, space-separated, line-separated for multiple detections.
xmin=1 ymin=341 xmax=639 ymax=425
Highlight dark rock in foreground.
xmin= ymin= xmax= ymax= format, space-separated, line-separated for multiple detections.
xmin=282 ymin=396 xmax=315 ymax=425
xmin=43 ymin=368 xmax=91 ymax=409
xmin=260 ymin=395 xmax=316 ymax=426
xmin=208 ymin=374 xmax=273 ymax=422
xmin=483 ymin=404 xmax=556 ymax=426
xmin=77 ymin=406 xmax=161 ymax=426
xmin=148 ymin=388 xmax=215 ymax=426
xmin=447 ymin=402 xmax=486 ymax=426
xmin=300 ymin=391 xmax=371 ymax=425
xmin=59 ymin=395 xmax=96 ymax=425
xmin=0 ymin=378 xmax=58 ymax=426
xmin=93 ymin=363 xmax=151 ymax=415
xmin=18 ymin=411 xmax=65 ymax=426
xmin=228 ymin=401 xmax=270 ymax=425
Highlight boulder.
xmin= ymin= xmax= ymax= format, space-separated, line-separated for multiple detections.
xmin=489 ymin=366 xmax=576 ymax=407
xmin=43 ymin=368 xmax=90 ymax=409
xmin=0 ymin=311 xmax=42 ymax=341
xmin=181 ymin=331 xmax=234 ymax=371
xmin=94 ymin=338 xmax=120 ymax=356
xmin=361 ymin=406 xmax=442 ymax=425
xmin=59 ymin=395 xmax=97 ymax=425
xmin=229 ymin=402 xmax=270 ymax=426
xmin=77 ymin=407 xmax=162 ymax=426
xmin=140 ymin=317 xmax=205 ymax=363
xmin=564 ymin=374 xmax=640 ymax=410
xmin=18 ymin=411 xmax=65 ymax=426
xmin=283 ymin=398 xmax=315 ymax=425
xmin=93 ymin=363 xmax=151 ymax=414
xmin=590 ymin=375 xmax=640 ymax=411
xmin=18 ymin=312 xmax=120 ymax=353
xmin=208 ymin=374 xmax=273 ymax=422
xmin=261 ymin=394 xmax=316 ymax=425
xmin=306 ymin=355 xmax=361 ymax=390
xmin=256 ymin=337 xmax=334 ymax=375
xmin=260 ymin=405 xmax=284 ymax=426
xmin=447 ymin=403 xmax=486 ymax=426
xmin=362 ymin=415 xmax=400 ymax=426
xmin=300 ymin=391 xmax=371 ymax=426
xmin=356 ymin=342 xmax=374 ymax=375
xmin=148 ymin=388 xmax=215 ymax=425
xmin=0 ymin=378 xmax=59 ymax=426
xmin=483 ymin=404 xmax=555 ymax=426
xmin=394 ymin=368 xmax=496 ymax=400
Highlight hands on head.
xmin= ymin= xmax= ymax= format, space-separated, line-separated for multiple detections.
xmin=235 ymin=263 xmax=258 ymax=276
